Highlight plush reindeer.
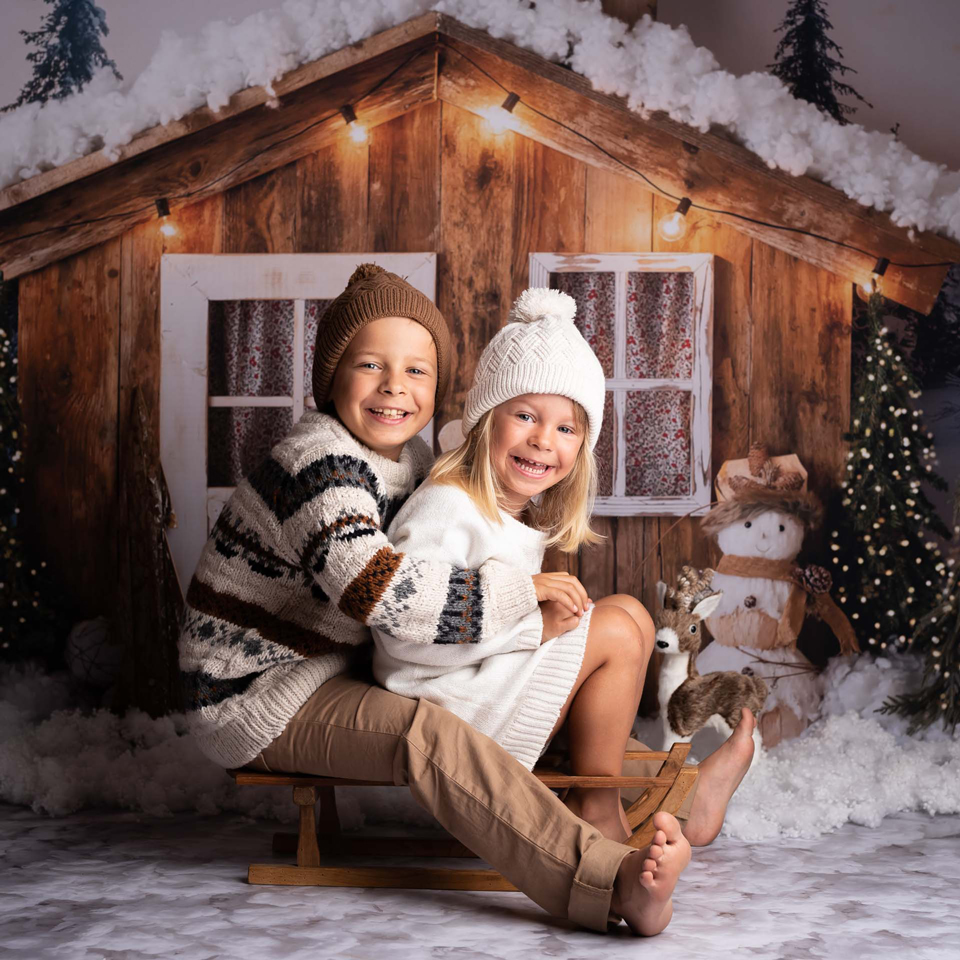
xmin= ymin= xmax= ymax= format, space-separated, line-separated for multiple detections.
xmin=655 ymin=566 xmax=768 ymax=756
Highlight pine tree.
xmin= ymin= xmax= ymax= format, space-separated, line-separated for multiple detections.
xmin=769 ymin=0 xmax=871 ymax=124
xmin=881 ymin=487 xmax=960 ymax=733
xmin=4 ymin=0 xmax=122 ymax=112
xmin=830 ymin=292 xmax=950 ymax=652
xmin=0 ymin=275 xmax=64 ymax=662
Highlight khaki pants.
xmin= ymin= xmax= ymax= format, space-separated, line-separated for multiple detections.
xmin=248 ymin=672 xmax=635 ymax=931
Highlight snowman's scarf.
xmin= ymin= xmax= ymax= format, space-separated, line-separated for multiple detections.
xmin=715 ymin=556 xmax=860 ymax=655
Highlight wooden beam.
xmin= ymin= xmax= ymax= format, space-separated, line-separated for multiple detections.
xmin=435 ymin=17 xmax=957 ymax=313
xmin=0 ymin=12 xmax=443 ymax=214
xmin=0 ymin=38 xmax=438 ymax=280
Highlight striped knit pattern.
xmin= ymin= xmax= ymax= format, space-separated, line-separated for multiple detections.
xmin=178 ymin=412 xmax=540 ymax=769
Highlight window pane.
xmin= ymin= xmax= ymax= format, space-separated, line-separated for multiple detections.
xmin=208 ymin=300 xmax=294 ymax=396
xmin=626 ymin=272 xmax=695 ymax=379
xmin=595 ymin=392 xmax=616 ymax=497
xmin=550 ymin=272 xmax=615 ymax=377
xmin=624 ymin=389 xmax=691 ymax=497
xmin=207 ymin=407 xmax=293 ymax=486
xmin=305 ymin=299 xmax=334 ymax=398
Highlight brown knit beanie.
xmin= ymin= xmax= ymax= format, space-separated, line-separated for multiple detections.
xmin=312 ymin=263 xmax=451 ymax=406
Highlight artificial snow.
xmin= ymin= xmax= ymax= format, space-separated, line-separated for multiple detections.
xmin=1 ymin=0 xmax=959 ymax=243
xmin=2 ymin=650 xmax=958 ymax=841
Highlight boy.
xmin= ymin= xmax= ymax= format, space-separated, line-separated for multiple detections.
xmin=178 ymin=264 xmax=692 ymax=935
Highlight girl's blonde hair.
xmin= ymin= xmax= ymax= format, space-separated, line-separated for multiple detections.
xmin=431 ymin=402 xmax=603 ymax=553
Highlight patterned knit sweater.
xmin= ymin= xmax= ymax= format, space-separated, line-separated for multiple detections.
xmin=178 ymin=412 xmax=540 ymax=769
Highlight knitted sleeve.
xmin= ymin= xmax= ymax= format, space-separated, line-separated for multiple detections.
xmin=260 ymin=452 xmax=538 ymax=644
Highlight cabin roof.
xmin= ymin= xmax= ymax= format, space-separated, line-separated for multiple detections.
xmin=0 ymin=12 xmax=956 ymax=312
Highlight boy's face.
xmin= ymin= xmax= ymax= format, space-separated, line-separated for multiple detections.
xmin=329 ymin=316 xmax=437 ymax=460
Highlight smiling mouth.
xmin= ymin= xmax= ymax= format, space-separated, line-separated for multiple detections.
xmin=511 ymin=455 xmax=553 ymax=478
xmin=366 ymin=407 xmax=413 ymax=424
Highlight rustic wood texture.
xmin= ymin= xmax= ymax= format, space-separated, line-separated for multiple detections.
xmin=16 ymin=96 xmax=856 ymax=713
xmin=368 ymin=102 xmax=441 ymax=252
xmin=436 ymin=22 xmax=955 ymax=313
xmin=18 ymin=241 xmax=121 ymax=618
xmin=247 ymin=863 xmax=519 ymax=890
xmin=0 ymin=39 xmax=437 ymax=279
xmin=0 ymin=13 xmax=444 ymax=213
xmin=115 ymin=195 xmax=222 ymax=715
xmin=436 ymin=103 xmax=517 ymax=436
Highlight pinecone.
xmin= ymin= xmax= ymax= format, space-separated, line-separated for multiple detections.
xmin=747 ymin=442 xmax=769 ymax=477
xmin=795 ymin=564 xmax=832 ymax=595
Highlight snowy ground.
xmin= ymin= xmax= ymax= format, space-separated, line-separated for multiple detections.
xmin=2 ymin=652 xmax=959 ymax=957
xmin=3 ymin=804 xmax=958 ymax=960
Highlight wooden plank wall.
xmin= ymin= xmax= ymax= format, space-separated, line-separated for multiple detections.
xmin=17 ymin=100 xmax=851 ymax=714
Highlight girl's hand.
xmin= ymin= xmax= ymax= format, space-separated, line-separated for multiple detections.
xmin=532 ymin=572 xmax=590 ymax=616
xmin=540 ymin=600 xmax=580 ymax=643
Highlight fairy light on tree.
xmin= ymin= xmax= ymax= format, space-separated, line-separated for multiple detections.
xmin=0 ymin=274 xmax=63 ymax=661
xmin=882 ymin=489 xmax=960 ymax=732
xmin=830 ymin=290 xmax=949 ymax=651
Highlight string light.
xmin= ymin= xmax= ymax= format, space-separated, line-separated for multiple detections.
xmin=339 ymin=104 xmax=367 ymax=143
xmin=856 ymin=257 xmax=890 ymax=300
xmin=155 ymin=197 xmax=176 ymax=237
xmin=482 ymin=92 xmax=520 ymax=135
xmin=657 ymin=197 xmax=692 ymax=242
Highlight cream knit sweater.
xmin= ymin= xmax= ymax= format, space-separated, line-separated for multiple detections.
xmin=178 ymin=413 xmax=540 ymax=769
xmin=373 ymin=481 xmax=591 ymax=770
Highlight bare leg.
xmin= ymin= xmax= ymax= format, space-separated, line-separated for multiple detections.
xmin=549 ymin=600 xmax=653 ymax=841
xmin=682 ymin=707 xmax=756 ymax=846
xmin=611 ymin=811 xmax=691 ymax=936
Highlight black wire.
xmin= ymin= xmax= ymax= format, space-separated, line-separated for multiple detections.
xmin=441 ymin=41 xmax=955 ymax=272
xmin=7 ymin=40 xmax=957 ymax=271
xmin=10 ymin=46 xmax=429 ymax=244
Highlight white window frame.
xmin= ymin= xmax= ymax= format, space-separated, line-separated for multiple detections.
xmin=530 ymin=253 xmax=713 ymax=517
xmin=160 ymin=253 xmax=437 ymax=587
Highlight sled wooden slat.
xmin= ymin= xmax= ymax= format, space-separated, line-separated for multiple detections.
xmin=228 ymin=746 xmax=698 ymax=891
xmin=248 ymin=864 xmax=518 ymax=890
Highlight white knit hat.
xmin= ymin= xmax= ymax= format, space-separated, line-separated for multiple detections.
xmin=463 ymin=288 xmax=606 ymax=450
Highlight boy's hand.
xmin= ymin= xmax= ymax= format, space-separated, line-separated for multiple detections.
xmin=540 ymin=600 xmax=581 ymax=643
xmin=532 ymin=572 xmax=591 ymax=616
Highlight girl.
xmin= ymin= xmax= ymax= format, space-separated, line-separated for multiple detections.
xmin=374 ymin=288 xmax=664 ymax=843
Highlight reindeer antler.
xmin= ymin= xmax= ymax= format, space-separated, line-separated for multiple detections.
xmin=666 ymin=566 xmax=718 ymax=612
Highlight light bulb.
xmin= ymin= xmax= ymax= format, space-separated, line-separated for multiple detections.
xmin=856 ymin=257 xmax=890 ymax=301
xmin=483 ymin=92 xmax=520 ymax=135
xmin=657 ymin=198 xmax=691 ymax=242
xmin=340 ymin=104 xmax=367 ymax=143
xmin=155 ymin=197 xmax=176 ymax=237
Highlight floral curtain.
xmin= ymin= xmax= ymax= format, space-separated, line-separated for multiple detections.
xmin=206 ymin=299 xmax=331 ymax=486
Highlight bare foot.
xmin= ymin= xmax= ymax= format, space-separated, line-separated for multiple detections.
xmin=683 ymin=707 xmax=756 ymax=846
xmin=564 ymin=790 xmax=630 ymax=842
xmin=611 ymin=811 xmax=691 ymax=936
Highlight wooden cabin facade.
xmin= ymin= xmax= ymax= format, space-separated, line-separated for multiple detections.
xmin=2 ymin=13 xmax=958 ymax=715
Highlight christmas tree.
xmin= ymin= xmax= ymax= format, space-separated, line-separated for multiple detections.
xmin=769 ymin=0 xmax=871 ymax=124
xmin=0 ymin=275 xmax=64 ymax=662
xmin=881 ymin=486 xmax=960 ymax=733
xmin=4 ymin=0 xmax=122 ymax=112
xmin=830 ymin=291 xmax=950 ymax=651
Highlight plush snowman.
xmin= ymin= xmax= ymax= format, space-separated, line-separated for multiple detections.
xmin=696 ymin=444 xmax=858 ymax=748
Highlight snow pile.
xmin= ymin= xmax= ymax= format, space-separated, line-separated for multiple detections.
xmin=721 ymin=654 xmax=960 ymax=840
xmin=0 ymin=661 xmax=434 ymax=829
xmin=1 ymin=0 xmax=958 ymax=242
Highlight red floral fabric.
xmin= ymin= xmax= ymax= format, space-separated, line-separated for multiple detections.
xmin=626 ymin=272 xmax=694 ymax=379
xmin=208 ymin=300 xmax=295 ymax=396
xmin=624 ymin=389 xmax=692 ymax=497
xmin=595 ymin=392 xmax=615 ymax=497
xmin=208 ymin=407 xmax=293 ymax=487
xmin=550 ymin=272 xmax=615 ymax=377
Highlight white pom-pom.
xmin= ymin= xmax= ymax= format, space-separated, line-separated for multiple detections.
xmin=509 ymin=288 xmax=577 ymax=325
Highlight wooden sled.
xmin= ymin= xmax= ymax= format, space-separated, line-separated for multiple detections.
xmin=230 ymin=742 xmax=697 ymax=890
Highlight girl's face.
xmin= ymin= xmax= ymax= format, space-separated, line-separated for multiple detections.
xmin=490 ymin=394 xmax=584 ymax=514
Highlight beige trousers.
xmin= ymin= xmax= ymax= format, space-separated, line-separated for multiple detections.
xmin=248 ymin=671 xmax=636 ymax=931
